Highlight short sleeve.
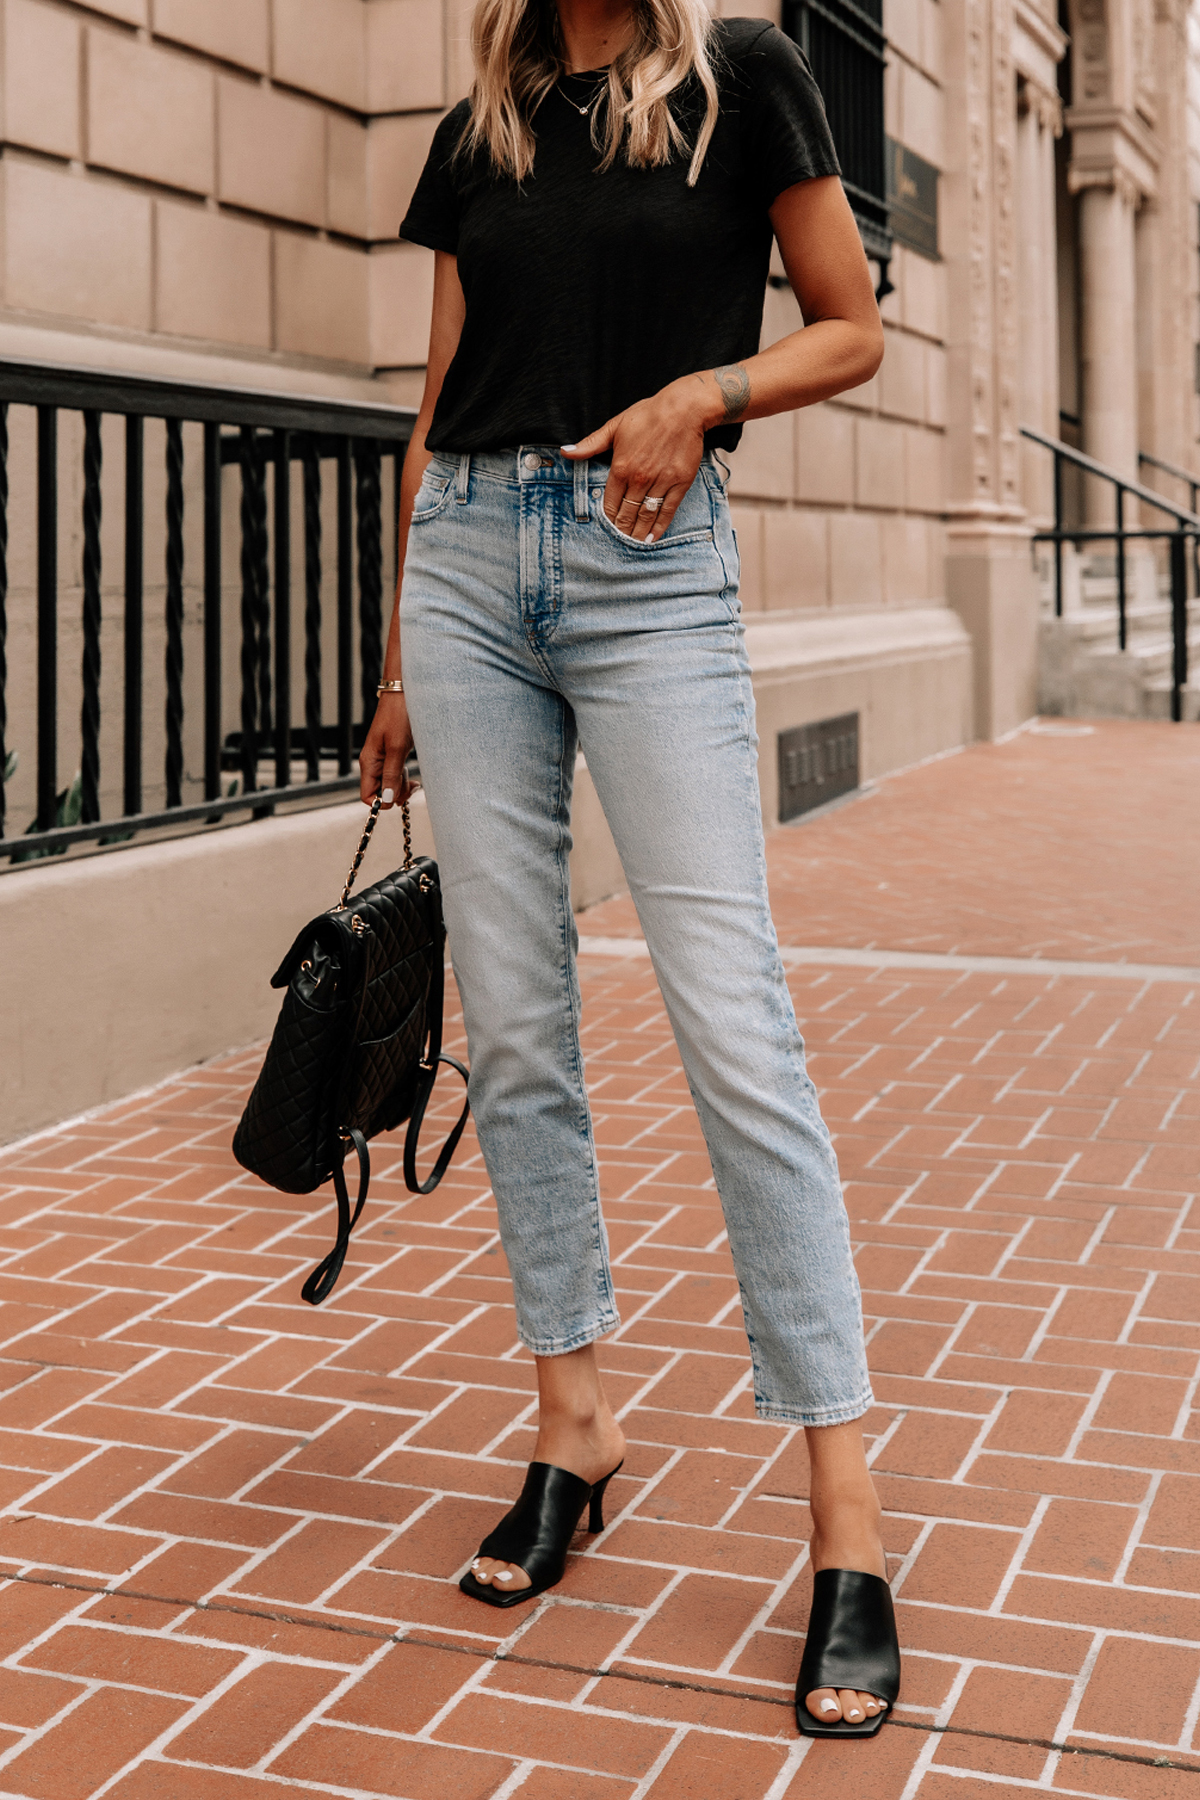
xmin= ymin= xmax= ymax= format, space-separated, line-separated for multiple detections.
xmin=399 ymin=106 xmax=470 ymax=253
xmin=732 ymin=25 xmax=841 ymax=206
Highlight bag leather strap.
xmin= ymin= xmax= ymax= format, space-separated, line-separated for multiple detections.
xmin=403 ymin=949 xmax=470 ymax=1194
xmin=301 ymin=1127 xmax=370 ymax=1306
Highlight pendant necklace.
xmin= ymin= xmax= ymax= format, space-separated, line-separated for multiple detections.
xmin=556 ymin=73 xmax=607 ymax=117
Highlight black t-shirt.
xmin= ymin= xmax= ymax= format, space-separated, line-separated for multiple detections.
xmin=399 ymin=19 xmax=840 ymax=454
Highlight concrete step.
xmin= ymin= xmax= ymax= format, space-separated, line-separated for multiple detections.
xmin=1143 ymin=679 xmax=1200 ymax=721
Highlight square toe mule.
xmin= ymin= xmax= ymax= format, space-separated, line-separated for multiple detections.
xmin=459 ymin=1459 xmax=623 ymax=1609
xmin=795 ymin=1568 xmax=901 ymax=1738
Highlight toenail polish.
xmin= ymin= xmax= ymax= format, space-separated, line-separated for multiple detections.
xmin=495 ymin=1571 xmax=512 ymax=1581
xmin=820 ymin=1700 xmax=838 ymax=1714
xmin=848 ymin=1709 xmax=861 ymax=1719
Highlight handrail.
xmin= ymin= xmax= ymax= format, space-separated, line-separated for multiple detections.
xmin=1138 ymin=448 xmax=1200 ymax=492
xmin=1020 ymin=423 xmax=1194 ymax=721
xmin=0 ymin=354 xmax=415 ymax=439
xmin=1020 ymin=425 xmax=1200 ymax=529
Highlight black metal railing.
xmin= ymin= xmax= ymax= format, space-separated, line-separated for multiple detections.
xmin=1139 ymin=448 xmax=1199 ymax=517
xmin=1021 ymin=424 xmax=1197 ymax=722
xmin=0 ymin=358 xmax=414 ymax=861
xmin=784 ymin=0 xmax=892 ymax=294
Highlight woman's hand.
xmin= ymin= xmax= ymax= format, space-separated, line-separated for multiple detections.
xmin=563 ymin=373 xmax=718 ymax=542
xmin=359 ymin=693 xmax=417 ymax=810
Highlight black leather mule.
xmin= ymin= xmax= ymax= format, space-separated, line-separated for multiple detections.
xmin=795 ymin=1568 xmax=901 ymax=1738
xmin=459 ymin=1459 xmax=623 ymax=1609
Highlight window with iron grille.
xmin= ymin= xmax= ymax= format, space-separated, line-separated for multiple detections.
xmin=783 ymin=0 xmax=892 ymax=295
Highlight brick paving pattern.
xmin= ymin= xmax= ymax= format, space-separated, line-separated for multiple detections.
xmin=0 ymin=717 xmax=1195 ymax=1799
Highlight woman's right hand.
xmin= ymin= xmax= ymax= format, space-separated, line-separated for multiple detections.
xmin=359 ymin=693 xmax=416 ymax=810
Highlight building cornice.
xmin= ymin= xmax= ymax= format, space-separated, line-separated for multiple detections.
xmin=1014 ymin=0 xmax=1069 ymax=69
xmin=1066 ymin=103 xmax=1161 ymax=199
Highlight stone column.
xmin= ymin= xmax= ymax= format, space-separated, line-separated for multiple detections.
xmin=942 ymin=0 xmax=1041 ymax=738
xmin=1076 ymin=174 xmax=1140 ymax=504
xmin=1016 ymin=77 xmax=1063 ymax=522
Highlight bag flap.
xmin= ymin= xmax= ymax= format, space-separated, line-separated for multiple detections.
xmin=270 ymin=910 xmax=360 ymax=990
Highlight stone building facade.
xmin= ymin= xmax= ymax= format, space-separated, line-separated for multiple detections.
xmin=1 ymin=0 xmax=1198 ymax=1138
xmin=1 ymin=0 xmax=1196 ymax=775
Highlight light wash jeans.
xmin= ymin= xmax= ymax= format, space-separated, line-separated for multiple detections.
xmin=400 ymin=446 xmax=872 ymax=1425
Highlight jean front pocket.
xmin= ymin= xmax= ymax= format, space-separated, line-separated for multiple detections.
xmin=591 ymin=487 xmax=715 ymax=554
xmin=411 ymin=467 xmax=455 ymax=524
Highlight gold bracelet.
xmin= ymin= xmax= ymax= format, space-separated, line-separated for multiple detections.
xmin=376 ymin=679 xmax=404 ymax=695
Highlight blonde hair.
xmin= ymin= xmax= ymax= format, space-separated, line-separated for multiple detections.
xmin=460 ymin=0 xmax=720 ymax=188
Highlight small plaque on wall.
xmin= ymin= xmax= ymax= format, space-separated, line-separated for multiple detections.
xmin=778 ymin=714 xmax=859 ymax=822
xmin=886 ymin=139 xmax=939 ymax=259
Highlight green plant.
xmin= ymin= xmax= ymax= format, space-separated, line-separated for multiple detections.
xmin=10 ymin=771 xmax=82 ymax=864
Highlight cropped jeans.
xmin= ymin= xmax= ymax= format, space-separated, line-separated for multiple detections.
xmin=400 ymin=446 xmax=872 ymax=1425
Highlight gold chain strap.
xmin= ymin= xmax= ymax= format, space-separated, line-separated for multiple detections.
xmin=338 ymin=792 xmax=416 ymax=911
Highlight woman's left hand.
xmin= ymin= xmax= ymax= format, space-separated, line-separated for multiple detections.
xmin=562 ymin=374 xmax=716 ymax=541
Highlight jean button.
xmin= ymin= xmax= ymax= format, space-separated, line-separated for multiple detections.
xmin=523 ymin=452 xmax=541 ymax=471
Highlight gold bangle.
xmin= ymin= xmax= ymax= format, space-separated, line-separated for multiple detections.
xmin=376 ymin=679 xmax=404 ymax=695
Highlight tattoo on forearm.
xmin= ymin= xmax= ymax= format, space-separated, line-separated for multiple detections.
xmin=713 ymin=363 xmax=751 ymax=422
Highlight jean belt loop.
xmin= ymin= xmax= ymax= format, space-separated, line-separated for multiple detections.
xmin=573 ymin=456 xmax=589 ymax=522
xmin=455 ymin=452 xmax=471 ymax=503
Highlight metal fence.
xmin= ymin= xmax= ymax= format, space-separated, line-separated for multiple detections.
xmin=1021 ymin=424 xmax=1197 ymax=722
xmin=0 ymin=359 xmax=415 ymax=862
xmin=784 ymin=0 xmax=892 ymax=288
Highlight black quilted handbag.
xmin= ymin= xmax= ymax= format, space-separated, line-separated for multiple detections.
xmin=232 ymin=796 xmax=469 ymax=1305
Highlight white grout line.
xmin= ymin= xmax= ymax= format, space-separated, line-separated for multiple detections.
xmin=575 ymin=935 xmax=1200 ymax=985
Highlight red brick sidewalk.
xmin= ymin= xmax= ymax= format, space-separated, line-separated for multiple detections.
xmin=0 ymin=719 xmax=1195 ymax=1800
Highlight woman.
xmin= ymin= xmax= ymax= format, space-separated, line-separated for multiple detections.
xmin=360 ymin=0 xmax=898 ymax=1739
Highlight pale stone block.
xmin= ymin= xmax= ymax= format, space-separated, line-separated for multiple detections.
xmin=370 ymin=243 xmax=434 ymax=365
xmin=445 ymin=0 xmax=476 ymax=106
xmin=763 ymin=507 xmax=829 ymax=609
xmin=5 ymin=159 xmax=151 ymax=330
xmin=273 ymin=0 xmax=365 ymax=109
xmin=728 ymin=411 xmax=793 ymax=502
xmin=367 ymin=0 xmax=446 ymax=112
xmin=879 ymin=325 xmax=924 ymax=422
xmin=275 ymin=232 xmax=370 ymax=363
xmin=796 ymin=402 xmax=854 ymax=504
xmin=884 ymin=0 xmax=921 ymax=67
xmin=83 ymin=0 xmax=146 ymax=21
xmin=881 ymin=511 xmax=930 ymax=603
xmin=836 ymin=368 xmax=880 ymax=412
xmin=829 ymin=511 xmax=882 ymax=607
xmin=4 ymin=0 xmax=80 ymax=159
xmin=905 ymin=422 xmax=943 ymax=512
xmin=899 ymin=62 xmax=943 ymax=167
xmin=219 ymin=79 xmax=326 ymax=226
xmin=921 ymin=0 xmax=944 ymax=82
xmin=926 ymin=342 xmax=947 ymax=427
xmin=718 ymin=0 xmax=781 ymax=21
xmin=329 ymin=113 xmax=369 ymax=239
xmin=368 ymin=113 xmax=440 ymax=241
xmin=898 ymin=243 xmax=945 ymax=338
xmin=88 ymin=29 xmax=214 ymax=195
xmin=151 ymin=0 xmax=269 ymax=70
xmin=856 ymin=415 xmax=906 ymax=509
xmin=760 ymin=277 xmax=803 ymax=346
xmin=729 ymin=505 xmax=765 ymax=610
xmin=884 ymin=49 xmax=901 ymax=140
xmin=156 ymin=202 xmax=270 ymax=348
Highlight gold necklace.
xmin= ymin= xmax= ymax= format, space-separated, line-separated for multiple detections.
xmin=556 ymin=74 xmax=607 ymax=117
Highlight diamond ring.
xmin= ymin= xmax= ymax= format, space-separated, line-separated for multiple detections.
xmin=641 ymin=496 xmax=664 ymax=511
